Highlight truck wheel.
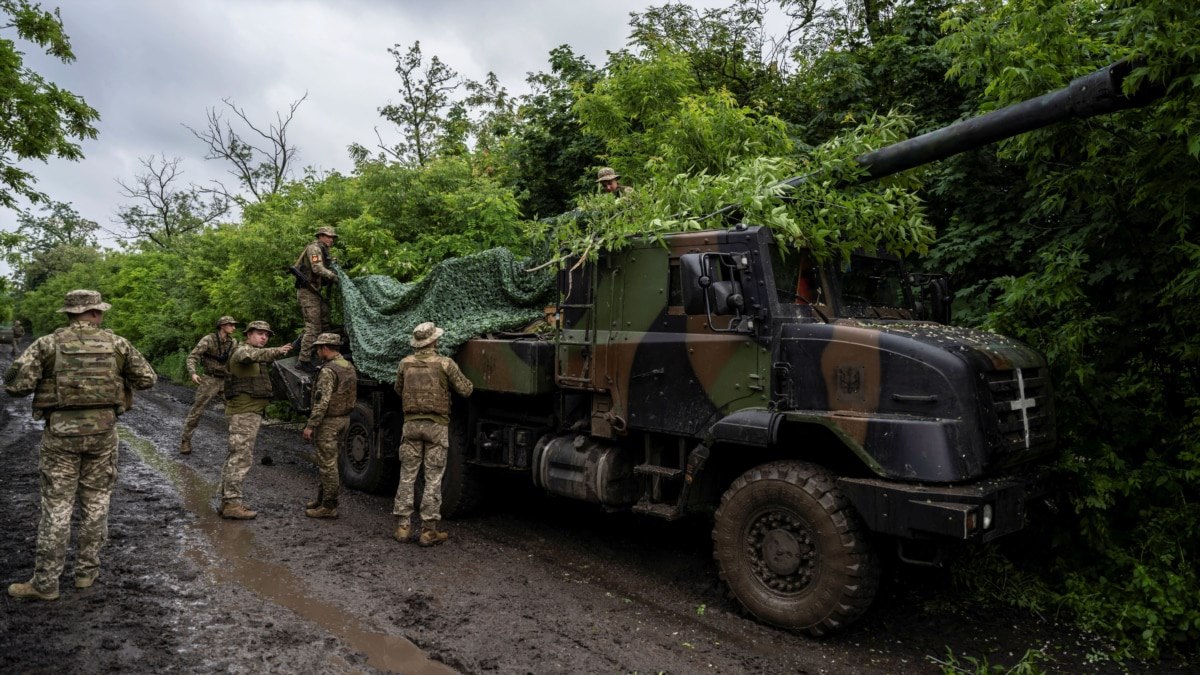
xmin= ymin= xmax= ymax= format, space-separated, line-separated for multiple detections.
xmin=339 ymin=402 xmax=396 ymax=494
xmin=435 ymin=403 xmax=482 ymax=519
xmin=712 ymin=460 xmax=879 ymax=636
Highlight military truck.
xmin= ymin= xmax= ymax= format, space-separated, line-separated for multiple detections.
xmin=273 ymin=60 xmax=1164 ymax=634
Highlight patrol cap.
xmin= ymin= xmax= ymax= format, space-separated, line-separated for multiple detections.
xmin=245 ymin=320 xmax=274 ymax=336
xmin=58 ymin=289 xmax=112 ymax=314
xmin=411 ymin=322 xmax=444 ymax=348
xmin=596 ymin=167 xmax=619 ymax=183
xmin=313 ymin=332 xmax=342 ymax=347
xmin=216 ymin=315 xmax=238 ymax=327
xmin=315 ymin=226 xmax=338 ymax=239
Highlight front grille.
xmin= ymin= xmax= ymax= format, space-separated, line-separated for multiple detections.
xmin=983 ymin=367 xmax=1054 ymax=453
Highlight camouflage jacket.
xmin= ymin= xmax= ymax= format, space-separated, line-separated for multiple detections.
xmin=297 ymin=240 xmax=337 ymax=291
xmin=394 ymin=346 xmax=473 ymax=425
xmin=186 ymin=332 xmax=238 ymax=378
xmin=306 ymin=356 xmax=356 ymax=429
xmin=224 ymin=344 xmax=289 ymax=415
xmin=4 ymin=320 xmax=157 ymax=430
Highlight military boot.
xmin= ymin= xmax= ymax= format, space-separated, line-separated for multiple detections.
xmin=75 ymin=575 xmax=98 ymax=589
xmin=7 ymin=581 xmax=59 ymax=601
xmin=220 ymin=502 xmax=258 ymax=520
xmin=179 ymin=437 xmax=192 ymax=455
xmin=305 ymin=488 xmax=324 ymax=510
xmin=394 ymin=518 xmax=413 ymax=543
xmin=418 ymin=525 xmax=449 ymax=547
xmin=305 ymin=502 xmax=338 ymax=518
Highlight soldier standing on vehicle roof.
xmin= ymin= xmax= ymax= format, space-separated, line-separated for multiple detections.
xmin=596 ymin=167 xmax=633 ymax=198
xmin=4 ymin=290 xmax=157 ymax=600
xmin=302 ymin=333 xmax=356 ymax=519
xmin=293 ymin=226 xmax=338 ymax=372
xmin=179 ymin=316 xmax=239 ymax=455
xmin=392 ymin=322 xmax=473 ymax=546
xmin=10 ymin=318 xmax=25 ymax=356
xmin=218 ymin=320 xmax=292 ymax=520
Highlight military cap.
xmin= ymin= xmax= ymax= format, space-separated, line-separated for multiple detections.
xmin=216 ymin=315 xmax=238 ymax=327
xmin=245 ymin=320 xmax=274 ymax=336
xmin=596 ymin=167 xmax=620 ymax=183
xmin=315 ymin=226 xmax=338 ymax=239
xmin=410 ymin=322 xmax=444 ymax=348
xmin=313 ymin=332 xmax=342 ymax=347
xmin=57 ymin=289 xmax=112 ymax=314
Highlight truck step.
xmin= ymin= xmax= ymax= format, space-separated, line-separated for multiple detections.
xmin=632 ymin=500 xmax=685 ymax=521
xmin=634 ymin=464 xmax=683 ymax=480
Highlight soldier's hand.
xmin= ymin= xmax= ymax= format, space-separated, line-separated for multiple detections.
xmin=191 ymin=374 xmax=202 ymax=385
xmin=303 ymin=427 xmax=313 ymax=441
xmin=280 ymin=344 xmax=294 ymax=354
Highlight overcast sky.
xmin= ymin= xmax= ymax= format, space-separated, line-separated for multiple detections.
xmin=1 ymin=0 xmax=739 ymax=255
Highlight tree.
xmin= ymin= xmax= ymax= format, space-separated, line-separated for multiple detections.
xmin=114 ymin=154 xmax=229 ymax=248
xmin=3 ymin=199 xmax=100 ymax=290
xmin=185 ymin=94 xmax=307 ymax=203
xmin=0 ymin=0 xmax=100 ymax=209
xmin=375 ymin=41 xmax=460 ymax=166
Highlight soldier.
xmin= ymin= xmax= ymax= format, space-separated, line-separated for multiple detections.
xmin=392 ymin=322 xmax=473 ymax=546
xmin=4 ymin=289 xmax=157 ymax=600
xmin=596 ymin=167 xmax=633 ymax=198
xmin=293 ymin=226 xmax=339 ymax=371
xmin=179 ymin=316 xmax=239 ymax=455
xmin=219 ymin=320 xmax=292 ymax=520
xmin=10 ymin=318 xmax=24 ymax=356
xmin=302 ymin=333 xmax=357 ymax=519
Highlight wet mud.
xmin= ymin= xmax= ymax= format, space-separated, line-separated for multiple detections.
xmin=0 ymin=344 xmax=1185 ymax=673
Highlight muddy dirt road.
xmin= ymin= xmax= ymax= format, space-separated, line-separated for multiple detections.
xmin=0 ymin=347 xmax=1168 ymax=673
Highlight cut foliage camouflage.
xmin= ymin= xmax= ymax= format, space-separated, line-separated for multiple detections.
xmin=336 ymin=247 xmax=555 ymax=383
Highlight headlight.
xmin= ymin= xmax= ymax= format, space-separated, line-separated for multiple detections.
xmin=982 ymin=504 xmax=994 ymax=530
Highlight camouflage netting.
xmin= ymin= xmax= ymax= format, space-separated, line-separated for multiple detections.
xmin=337 ymin=247 xmax=555 ymax=383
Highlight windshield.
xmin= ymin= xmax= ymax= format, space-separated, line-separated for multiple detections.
xmin=838 ymin=254 xmax=914 ymax=319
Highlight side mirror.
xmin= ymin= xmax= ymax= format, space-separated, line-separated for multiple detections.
xmin=709 ymin=281 xmax=744 ymax=315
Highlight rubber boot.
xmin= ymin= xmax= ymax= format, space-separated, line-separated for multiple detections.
xmin=394 ymin=518 xmax=413 ymax=542
xmin=418 ymin=525 xmax=449 ymax=547
xmin=7 ymin=581 xmax=59 ymax=601
xmin=305 ymin=501 xmax=338 ymax=518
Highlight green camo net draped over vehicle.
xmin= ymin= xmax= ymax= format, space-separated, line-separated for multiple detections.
xmin=336 ymin=247 xmax=556 ymax=383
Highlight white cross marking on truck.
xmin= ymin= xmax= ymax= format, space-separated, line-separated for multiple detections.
xmin=1009 ymin=368 xmax=1035 ymax=448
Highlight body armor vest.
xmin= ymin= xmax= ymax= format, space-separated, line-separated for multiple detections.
xmin=33 ymin=326 xmax=125 ymax=412
xmin=320 ymin=358 xmax=357 ymax=417
xmin=202 ymin=333 xmax=236 ymax=376
xmin=224 ymin=357 xmax=274 ymax=400
xmin=400 ymin=357 xmax=449 ymax=416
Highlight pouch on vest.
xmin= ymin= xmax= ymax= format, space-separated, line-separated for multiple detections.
xmin=54 ymin=335 xmax=123 ymax=409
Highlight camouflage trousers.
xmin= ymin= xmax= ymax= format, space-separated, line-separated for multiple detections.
xmin=297 ymin=288 xmax=329 ymax=364
xmin=312 ymin=416 xmax=348 ymax=505
xmin=32 ymin=426 xmax=120 ymax=594
xmin=392 ymin=420 xmax=449 ymax=523
xmin=181 ymin=375 xmax=224 ymax=442
xmin=220 ymin=412 xmax=263 ymax=505
xmin=10 ymin=336 xmax=19 ymax=356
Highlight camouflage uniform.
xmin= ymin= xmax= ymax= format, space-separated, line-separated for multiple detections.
xmin=220 ymin=322 xmax=290 ymax=515
xmin=294 ymin=226 xmax=338 ymax=365
xmin=392 ymin=323 xmax=473 ymax=536
xmin=4 ymin=290 xmax=157 ymax=597
xmin=304 ymin=333 xmax=356 ymax=516
xmin=596 ymin=166 xmax=634 ymax=199
xmin=10 ymin=320 xmax=23 ymax=356
xmin=180 ymin=317 xmax=239 ymax=451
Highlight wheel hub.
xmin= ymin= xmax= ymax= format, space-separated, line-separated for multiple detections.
xmin=747 ymin=511 xmax=815 ymax=593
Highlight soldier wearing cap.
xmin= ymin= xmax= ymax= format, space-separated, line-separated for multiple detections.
xmin=293 ymin=226 xmax=339 ymax=370
xmin=4 ymin=289 xmax=157 ymax=600
xmin=218 ymin=320 xmax=293 ymax=520
xmin=596 ymin=167 xmax=633 ymax=198
xmin=301 ymin=333 xmax=357 ymax=518
xmin=392 ymin=321 xmax=473 ymax=546
xmin=179 ymin=315 xmax=240 ymax=455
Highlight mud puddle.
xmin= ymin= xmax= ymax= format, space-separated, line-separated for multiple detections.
xmin=124 ymin=429 xmax=453 ymax=675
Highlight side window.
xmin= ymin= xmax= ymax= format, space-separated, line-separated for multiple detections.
xmin=668 ymin=260 xmax=683 ymax=308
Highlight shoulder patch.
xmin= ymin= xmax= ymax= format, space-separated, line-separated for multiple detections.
xmin=310 ymin=254 xmax=321 ymax=263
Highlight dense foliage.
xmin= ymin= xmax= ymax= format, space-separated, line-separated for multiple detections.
xmin=1 ymin=0 xmax=1196 ymax=659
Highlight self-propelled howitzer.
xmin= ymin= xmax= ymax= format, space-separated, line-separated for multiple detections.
xmin=272 ymin=59 xmax=1168 ymax=635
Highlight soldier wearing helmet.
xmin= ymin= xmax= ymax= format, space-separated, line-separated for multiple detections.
xmin=179 ymin=315 xmax=240 ymax=455
xmin=218 ymin=320 xmax=293 ymax=520
xmin=293 ymin=226 xmax=339 ymax=371
xmin=301 ymin=332 xmax=357 ymax=519
xmin=4 ymin=290 xmax=157 ymax=601
xmin=596 ymin=167 xmax=633 ymax=198
xmin=392 ymin=322 xmax=473 ymax=546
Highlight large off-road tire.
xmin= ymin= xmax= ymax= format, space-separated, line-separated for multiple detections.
xmin=339 ymin=402 xmax=396 ymax=494
xmin=434 ymin=403 xmax=483 ymax=519
xmin=712 ymin=460 xmax=880 ymax=636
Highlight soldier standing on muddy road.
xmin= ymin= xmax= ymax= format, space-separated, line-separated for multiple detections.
xmin=301 ymin=333 xmax=356 ymax=519
xmin=179 ymin=316 xmax=239 ymax=455
xmin=3 ymin=289 xmax=157 ymax=601
xmin=293 ymin=226 xmax=338 ymax=372
xmin=392 ymin=322 xmax=473 ymax=546
xmin=218 ymin=320 xmax=292 ymax=520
